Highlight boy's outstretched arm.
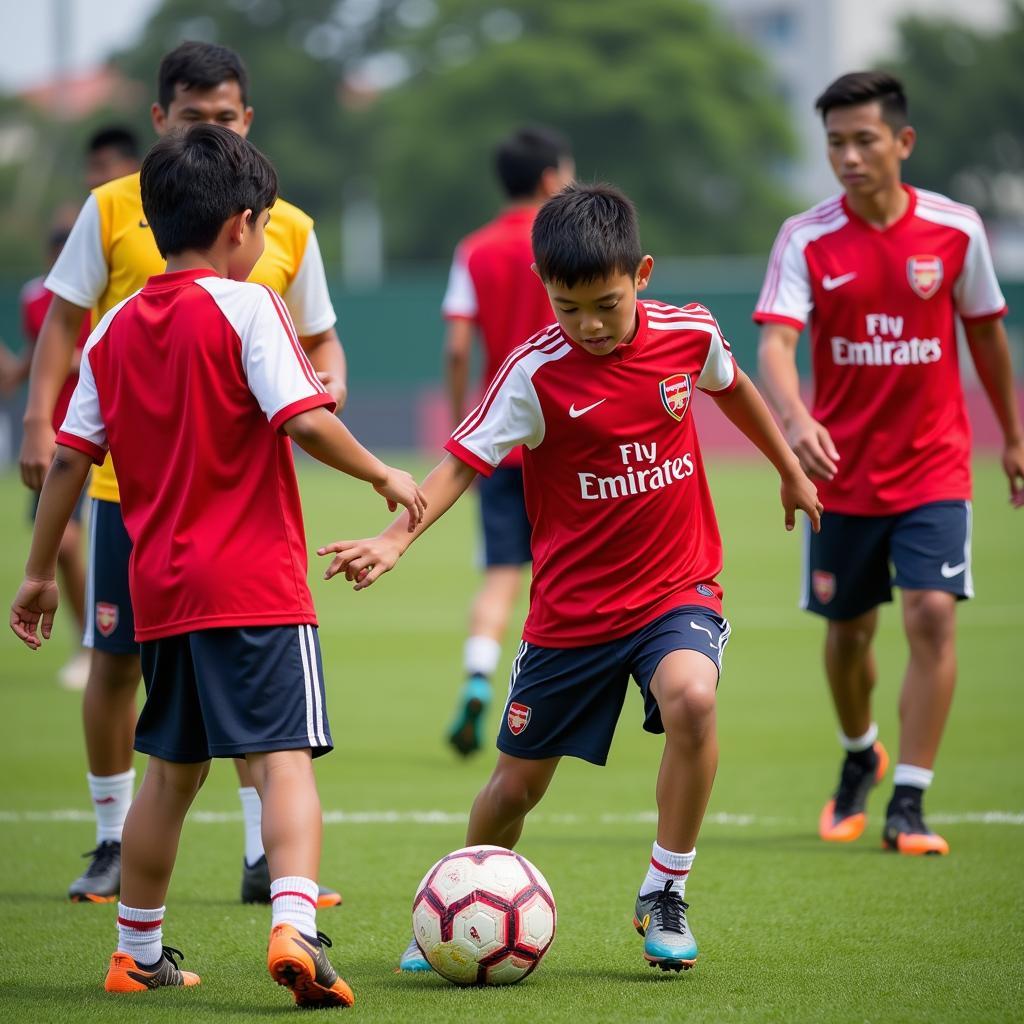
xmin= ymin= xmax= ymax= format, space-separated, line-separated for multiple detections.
xmin=319 ymin=453 xmax=478 ymax=590
xmin=11 ymin=445 xmax=93 ymax=648
xmin=711 ymin=369 xmax=823 ymax=532
xmin=283 ymin=407 xmax=427 ymax=527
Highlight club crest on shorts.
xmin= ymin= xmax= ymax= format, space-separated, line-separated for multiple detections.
xmin=659 ymin=373 xmax=691 ymax=422
xmin=812 ymin=571 xmax=836 ymax=605
xmin=95 ymin=602 xmax=119 ymax=637
xmin=507 ymin=702 xmax=532 ymax=736
xmin=907 ymin=255 xmax=943 ymax=300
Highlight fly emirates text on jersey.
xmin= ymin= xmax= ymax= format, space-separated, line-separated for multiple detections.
xmin=831 ymin=313 xmax=943 ymax=367
xmin=578 ymin=441 xmax=695 ymax=501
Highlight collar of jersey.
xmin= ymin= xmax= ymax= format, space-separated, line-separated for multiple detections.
xmin=562 ymin=300 xmax=647 ymax=363
xmin=841 ymin=183 xmax=917 ymax=235
xmin=143 ymin=268 xmax=222 ymax=292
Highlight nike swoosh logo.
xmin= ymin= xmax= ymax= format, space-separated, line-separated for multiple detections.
xmin=822 ymin=272 xmax=857 ymax=291
xmin=690 ymin=620 xmax=719 ymax=649
xmin=569 ymin=399 xmax=606 ymax=419
xmin=940 ymin=561 xmax=966 ymax=578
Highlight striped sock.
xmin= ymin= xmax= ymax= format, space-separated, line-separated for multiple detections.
xmin=641 ymin=843 xmax=695 ymax=898
xmin=271 ymin=876 xmax=318 ymax=937
xmin=117 ymin=903 xmax=164 ymax=967
xmin=88 ymin=769 xmax=135 ymax=844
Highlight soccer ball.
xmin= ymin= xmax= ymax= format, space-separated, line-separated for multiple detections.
xmin=412 ymin=845 xmax=556 ymax=985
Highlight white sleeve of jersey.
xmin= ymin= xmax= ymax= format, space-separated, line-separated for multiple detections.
xmin=754 ymin=225 xmax=812 ymax=327
xmin=199 ymin=278 xmax=331 ymax=427
xmin=59 ymin=341 xmax=106 ymax=453
xmin=696 ymin=321 xmax=737 ymax=393
xmin=282 ymin=229 xmax=338 ymax=337
xmin=955 ymin=223 xmax=1007 ymax=319
xmin=450 ymin=355 xmax=551 ymax=467
xmin=441 ymin=247 xmax=478 ymax=319
xmin=43 ymin=195 xmax=108 ymax=310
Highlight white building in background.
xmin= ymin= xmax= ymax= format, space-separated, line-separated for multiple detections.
xmin=713 ymin=0 xmax=1010 ymax=202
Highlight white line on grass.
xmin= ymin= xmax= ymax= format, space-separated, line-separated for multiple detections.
xmin=0 ymin=809 xmax=1021 ymax=826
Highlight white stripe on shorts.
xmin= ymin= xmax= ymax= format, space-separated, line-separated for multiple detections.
xmin=963 ymin=501 xmax=974 ymax=599
xmin=304 ymin=625 xmax=328 ymax=747
xmin=297 ymin=625 xmax=317 ymax=747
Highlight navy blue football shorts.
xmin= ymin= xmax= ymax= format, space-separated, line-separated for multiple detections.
xmin=83 ymin=497 xmax=138 ymax=655
xmin=136 ymin=624 xmax=333 ymax=763
xmin=478 ymin=466 xmax=532 ymax=568
xmin=496 ymin=605 xmax=731 ymax=766
xmin=802 ymin=500 xmax=974 ymax=621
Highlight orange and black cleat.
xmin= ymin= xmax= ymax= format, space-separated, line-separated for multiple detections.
xmin=104 ymin=946 xmax=200 ymax=993
xmin=883 ymin=797 xmax=950 ymax=856
xmin=819 ymin=741 xmax=889 ymax=842
xmin=267 ymin=924 xmax=354 ymax=1009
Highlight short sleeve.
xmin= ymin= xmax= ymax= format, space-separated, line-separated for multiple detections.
xmin=441 ymin=247 xmax=478 ymax=320
xmin=695 ymin=318 xmax=738 ymax=394
xmin=282 ymin=229 xmax=337 ymax=337
xmin=955 ymin=224 xmax=1007 ymax=322
xmin=753 ymin=223 xmax=812 ymax=330
xmin=56 ymin=343 xmax=107 ymax=463
xmin=44 ymin=195 xmax=109 ymax=310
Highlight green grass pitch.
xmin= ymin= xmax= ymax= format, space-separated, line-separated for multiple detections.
xmin=0 ymin=457 xmax=1021 ymax=1022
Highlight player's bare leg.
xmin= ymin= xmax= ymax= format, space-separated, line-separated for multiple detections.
xmin=82 ymin=651 xmax=140 ymax=776
xmin=449 ymin=566 xmax=523 ymax=756
xmin=819 ymin=611 xmax=888 ymax=842
xmin=105 ymin=756 xmax=207 ymax=992
xmin=635 ymin=650 xmax=718 ymax=972
xmin=883 ymin=589 xmax=956 ymax=855
xmin=248 ymin=749 xmax=353 ymax=1008
xmin=466 ymin=753 xmax=560 ymax=848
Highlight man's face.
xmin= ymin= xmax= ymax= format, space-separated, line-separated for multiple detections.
xmin=151 ymin=80 xmax=253 ymax=137
xmin=228 ymin=207 xmax=269 ymax=282
xmin=824 ymin=101 xmax=914 ymax=198
xmin=541 ymin=257 xmax=653 ymax=356
xmin=84 ymin=148 xmax=139 ymax=190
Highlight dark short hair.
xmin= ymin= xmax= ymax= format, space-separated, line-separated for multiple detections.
xmin=140 ymin=124 xmax=277 ymax=257
xmin=815 ymin=71 xmax=909 ymax=130
xmin=495 ymin=125 xmax=571 ymax=200
xmin=532 ymin=183 xmax=642 ymax=288
xmin=157 ymin=41 xmax=249 ymax=110
xmin=86 ymin=125 xmax=140 ymax=159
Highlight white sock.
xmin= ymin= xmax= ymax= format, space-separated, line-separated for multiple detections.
xmin=117 ymin=903 xmax=164 ymax=966
xmin=463 ymin=636 xmax=501 ymax=679
xmin=238 ymin=787 xmax=265 ymax=866
xmin=893 ymin=763 xmax=934 ymax=790
xmin=839 ymin=722 xmax=878 ymax=752
xmin=271 ymin=876 xmax=318 ymax=937
xmin=88 ymin=769 xmax=135 ymax=844
xmin=641 ymin=843 xmax=695 ymax=898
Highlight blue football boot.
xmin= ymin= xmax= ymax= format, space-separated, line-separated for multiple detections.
xmin=633 ymin=881 xmax=697 ymax=972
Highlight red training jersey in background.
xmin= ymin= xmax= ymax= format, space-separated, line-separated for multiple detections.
xmin=753 ymin=185 xmax=1006 ymax=516
xmin=445 ymin=300 xmax=738 ymax=647
xmin=442 ymin=206 xmax=554 ymax=468
xmin=57 ymin=269 xmax=335 ymax=641
xmin=20 ymin=277 xmax=90 ymax=431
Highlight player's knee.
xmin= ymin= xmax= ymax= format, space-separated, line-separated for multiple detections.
xmin=904 ymin=591 xmax=955 ymax=649
xmin=658 ymin=677 xmax=717 ymax=744
xmin=828 ymin=617 xmax=875 ymax=657
xmin=87 ymin=650 xmax=141 ymax=692
xmin=485 ymin=770 xmax=543 ymax=819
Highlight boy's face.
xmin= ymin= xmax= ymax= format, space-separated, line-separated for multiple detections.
xmin=541 ymin=257 xmax=654 ymax=356
xmin=824 ymin=101 xmax=914 ymax=199
xmin=227 ymin=208 xmax=270 ymax=281
xmin=151 ymin=80 xmax=254 ymax=138
xmin=84 ymin=147 xmax=139 ymax=190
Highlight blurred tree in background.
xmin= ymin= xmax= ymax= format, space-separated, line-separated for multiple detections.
xmin=886 ymin=0 xmax=1024 ymax=222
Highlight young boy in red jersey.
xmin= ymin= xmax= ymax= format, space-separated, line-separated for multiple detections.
xmin=321 ymin=183 xmax=822 ymax=972
xmin=10 ymin=124 xmax=425 ymax=1006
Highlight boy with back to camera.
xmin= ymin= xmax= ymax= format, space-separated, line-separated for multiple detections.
xmin=10 ymin=124 xmax=426 ymax=1005
xmin=321 ymin=184 xmax=823 ymax=972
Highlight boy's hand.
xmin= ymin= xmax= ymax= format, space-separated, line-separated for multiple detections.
xmin=318 ymin=537 xmax=403 ymax=590
xmin=781 ymin=468 xmax=823 ymax=533
xmin=373 ymin=468 xmax=427 ymax=531
xmin=1003 ymin=438 xmax=1024 ymax=508
xmin=10 ymin=577 xmax=60 ymax=649
xmin=786 ymin=411 xmax=840 ymax=482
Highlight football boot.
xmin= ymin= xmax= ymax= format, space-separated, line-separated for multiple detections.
xmin=633 ymin=881 xmax=697 ymax=972
xmin=267 ymin=924 xmax=354 ymax=1008
xmin=819 ymin=741 xmax=889 ymax=842
xmin=104 ymin=945 xmax=200 ymax=993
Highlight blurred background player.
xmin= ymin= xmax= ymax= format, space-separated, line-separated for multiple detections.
xmin=18 ymin=41 xmax=347 ymax=905
xmin=441 ymin=125 xmax=574 ymax=755
xmin=756 ymin=71 xmax=1023 ymax=856
xmin=1 ymin=127 xmax=140 ymax=689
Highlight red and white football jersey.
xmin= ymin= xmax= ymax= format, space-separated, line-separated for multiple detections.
xmin=754 ymin=185 xmax=1006 ymax=515
xmin=445 ymin=300 xmax=737 ymax=647
xmin=57 ymin=269 xmax=335 ymax=641
xmin=442 ymin=207 xmax=554 ymax=468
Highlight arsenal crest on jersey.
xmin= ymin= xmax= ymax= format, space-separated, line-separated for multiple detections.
xmin=907 ymin=255 xmax=943 ymax=300
xmin=659 ymin=373 xmax=691 ymax=422
xmin=811 ymin=571 xmax=836 ymax=605
xmin=507 ymin=702 xmax=532 ymax=736
xmin=95 ymin=602 xmax=119 ymax=637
